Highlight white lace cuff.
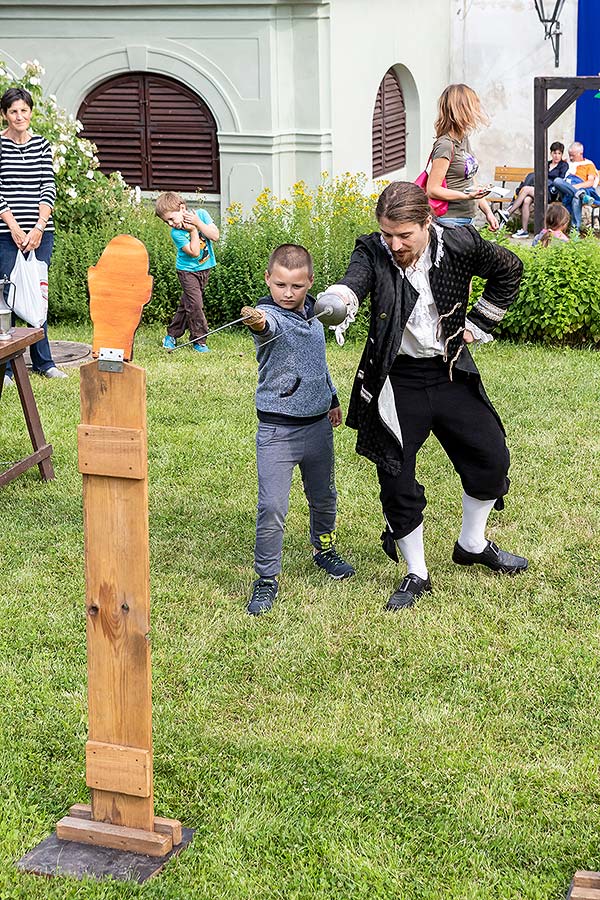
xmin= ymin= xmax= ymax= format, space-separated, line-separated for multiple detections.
xmin=465 ymin=318 xmax=494 ymax=346
xmin=318 ymin=284 xmax=359 ymax=346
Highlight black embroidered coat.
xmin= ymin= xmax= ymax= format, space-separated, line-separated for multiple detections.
xmin=342 ymin=224 xmax=523 ymax=476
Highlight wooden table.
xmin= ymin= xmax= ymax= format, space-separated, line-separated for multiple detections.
xmin=0 ymin=326 xmax=55 ymax=486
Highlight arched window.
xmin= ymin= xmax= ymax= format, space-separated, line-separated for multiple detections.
xmin=78 ymin=73 xmax=220 ymax=193
xmin=372 ymin=68 xmax=406 ymax=178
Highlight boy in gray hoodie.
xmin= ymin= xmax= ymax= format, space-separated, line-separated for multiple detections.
xmin=241 ymin=244 xmax=354 ymax=616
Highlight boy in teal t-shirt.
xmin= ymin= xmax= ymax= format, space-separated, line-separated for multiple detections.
xmin=155 ymin=191 xmax=219 ymax=353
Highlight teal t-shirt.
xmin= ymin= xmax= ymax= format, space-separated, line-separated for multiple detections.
xmin=171 ymin=208 xmax=216 ymax=272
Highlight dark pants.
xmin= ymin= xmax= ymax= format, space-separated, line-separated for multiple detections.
xmin=0 ymin=231 xmax=56 ymax=375
xmin=254 ymin=417 xmax=338 ymax=577
xmin=377 ymin=356 xmax=510 ymax=539
xmin=168 ymin=269 xmax=211 ymax=344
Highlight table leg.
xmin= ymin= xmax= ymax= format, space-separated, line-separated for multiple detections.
xmin=0 ymin=361 xmax=5 ymax=401
xmin=12 ymin=353 xmax=55 ymax=482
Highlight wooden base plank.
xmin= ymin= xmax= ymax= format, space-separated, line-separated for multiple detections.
xmin=68 ymin=803 xmax=182 ymax=846
xmin=56 ymin=816 xmax=172 ymax=857
xmin=568 ymin=872 xmax=600 ymax=900
xmin=17 ymin=827 xmax=194 ymax=883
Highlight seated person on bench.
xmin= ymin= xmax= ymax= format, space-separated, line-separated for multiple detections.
xmin=502 ymin=142 xmax=567 ymax=238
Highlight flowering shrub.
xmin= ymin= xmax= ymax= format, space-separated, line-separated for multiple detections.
xmin=205 ymin=172 xmax=386 ymax=328
xmin=0 ymin=58 xmax=137 ymax=230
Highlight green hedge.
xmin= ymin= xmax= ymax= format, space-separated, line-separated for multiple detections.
xmin=471 ymin=230 xmax=600 ymax=345
xmin=48 ymin=179 xmax=600 ymax=346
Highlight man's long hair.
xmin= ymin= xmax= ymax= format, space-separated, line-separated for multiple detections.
xmin=376 ymin=182 xmax=431 ymax=226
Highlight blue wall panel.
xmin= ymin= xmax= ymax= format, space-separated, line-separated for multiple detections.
xmin=575 ymin=0 xmax=600 ymax=165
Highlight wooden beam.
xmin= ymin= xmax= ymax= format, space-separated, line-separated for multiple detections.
xmin=534 ymin=79 xmax=548 ymax=236
xmin=56 ymin=816 xmax=172 ymax=858
xmin=68 ymin=803 xmax=183 ymax=846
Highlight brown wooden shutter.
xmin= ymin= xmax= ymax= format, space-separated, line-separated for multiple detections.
xmin=372 ymin=69 xmax=406 ymax=178
xmin=78 ymin=74 xmax=220 ymax=193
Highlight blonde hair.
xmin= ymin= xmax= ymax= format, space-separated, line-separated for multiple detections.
xmin=540 ymin=202 xmax=570 ymax=247
xmin=155 ymin=191 xmax=186 ymax=218
xmin=435 ymin=84 xmax=489 ymax=140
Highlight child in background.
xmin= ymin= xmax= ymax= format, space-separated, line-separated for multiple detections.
xmin=240 ymin=243 xmax=355 ymax=616
xmin=155 ymin=191 xmax=219 ymax=353
xmin=532 ymin=202 xmax=571 ymax=247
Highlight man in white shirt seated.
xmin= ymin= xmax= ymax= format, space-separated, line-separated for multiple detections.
xmin=321 ymin=181 xmax=528 ymax=611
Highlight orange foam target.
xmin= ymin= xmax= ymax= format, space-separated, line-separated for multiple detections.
xmin=88 ymin=235 xmax=153 ymax=361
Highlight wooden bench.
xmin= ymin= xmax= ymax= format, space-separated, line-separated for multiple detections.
xmin=492 ymin=166 xmax=532 ymax=204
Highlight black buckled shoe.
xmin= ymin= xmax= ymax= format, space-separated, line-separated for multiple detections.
xmin=385 ymin=573 xmax=432 ymax=611
xmin=452 ymin=540 xmax=528 ymax=575
xmin=247 ymin=577 xmax=278 ymax=616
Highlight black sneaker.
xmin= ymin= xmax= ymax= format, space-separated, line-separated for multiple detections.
xmin=313 ymin=547 xmax=355 ymax=580
xmin=385 ymin=573 xmax=432 ymax=611
xmin=452 ymin=540 xmax=528 ymax=575
xmin=247 ymin=577 xmax=278 ymax=616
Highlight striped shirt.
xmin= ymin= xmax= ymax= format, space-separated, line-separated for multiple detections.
xmin=0 ymin=133 xmax=56 ymax=233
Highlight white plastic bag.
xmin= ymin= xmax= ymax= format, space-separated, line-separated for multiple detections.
xmin=9 ymin=250 xmax=47 ymax=328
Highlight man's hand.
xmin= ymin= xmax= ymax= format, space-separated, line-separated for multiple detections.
xmin=328 ymin=405 xmax=342 ymax=427
xmin=484 ymin=209 xmax=500 ymax=231
xmin=463 ymin=329 xmax=474 ymax=343
xmin=241 ymin=305 xmax=266 ymax=332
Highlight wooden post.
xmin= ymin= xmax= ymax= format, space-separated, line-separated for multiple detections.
xmin=54 ymin=235 xmax=182 ymax=858
xmin=533 ymin=76 xmax=600 ymax=235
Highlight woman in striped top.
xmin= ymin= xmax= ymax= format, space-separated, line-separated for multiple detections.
xmin=0 ymin=86 xmax=65 ymax=384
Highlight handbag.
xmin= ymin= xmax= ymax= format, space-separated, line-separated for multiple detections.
xmin=9 ymin=250 xmax=48 ymax=328
xmin=414 ymin=147 xmax=455 ymax=217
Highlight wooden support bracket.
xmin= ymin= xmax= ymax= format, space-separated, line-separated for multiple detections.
xmin=78 ymin=424 xmax=146 ymax=479
xmin=56 ymin=816 xmax=172 ymax=858
xmin=568 ymin=870 xmax=600 ymax=900
xmin=85 ymin=741 xmax=151 ymax=797
xmin=68 ymin=803 xmax=183 ymax=847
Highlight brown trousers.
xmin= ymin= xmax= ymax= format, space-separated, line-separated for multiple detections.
xmin=168 ymin=269 xmax=211 ymax=343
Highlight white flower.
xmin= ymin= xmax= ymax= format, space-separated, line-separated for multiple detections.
xmin=20 ymin=62 xmax=27 ymax=71
xmin=49 ymin=94 xmax=57 ymax=103
xmin=134 ymin=186 xmax=142 ymax=204
xmin=75 ymin=120 xmax=83 ymax=133
xmin=0 ymin=68 xmax=6 ymax=77
xmin=86 ymin=170 xmax=94 ymax=180
xmin=58 ymin=144 xmax=67 ymax=155
xmin=29 ymin=77 xmax=40 ymax=86
xmin=52 ymin=161 xmax=61 ymax=174
xmin=66 ymin=186 xmax=77 ymax=199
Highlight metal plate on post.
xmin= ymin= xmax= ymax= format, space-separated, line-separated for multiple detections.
xmin=98 ymin=348 xmax=124 ymax=373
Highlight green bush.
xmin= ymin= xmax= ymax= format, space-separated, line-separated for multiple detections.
xmin=472 ymin=229 xmax=600 ymax=345
xmin=203 ymin=174 xmax=383 ymax=329
xmin=47 ymin=176 xmax=600 ymax=346
xmin=49 ymin=204 xmax=179 ymax=324
xmin=49 ymin=174 xmax=385 ymax=328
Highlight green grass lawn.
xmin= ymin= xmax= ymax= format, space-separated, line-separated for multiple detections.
xmin=1 ymin=325 xmax=599 ymax=900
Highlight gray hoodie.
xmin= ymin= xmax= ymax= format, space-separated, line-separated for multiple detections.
xmin=252 ymin=295 xmax=338 ymax=423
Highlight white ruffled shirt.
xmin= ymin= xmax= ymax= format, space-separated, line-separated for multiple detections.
xmin=382 ymin=236 xmax=492 ymax=357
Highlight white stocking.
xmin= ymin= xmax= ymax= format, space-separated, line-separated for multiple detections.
xmin=395 ymin=523 xmax=428 ymax=579
xmin=458 ymin=493 xmax=496 ymax=553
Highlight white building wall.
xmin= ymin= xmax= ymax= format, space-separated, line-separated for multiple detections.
xmin=0 ymin=1 xmax=334 ymax=213
xmin=450 ymin=0 xmax=579 ymax=184
xmin=330 ymin=0 xmax=451 ymax=182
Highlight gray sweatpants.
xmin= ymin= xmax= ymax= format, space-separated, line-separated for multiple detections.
xmin=254 ymin=417 xmax=338 ymax=577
